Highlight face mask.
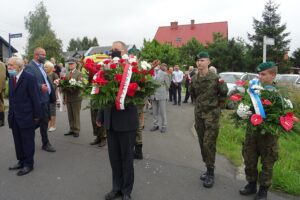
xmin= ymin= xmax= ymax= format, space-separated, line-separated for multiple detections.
xmin=8 ymin=69 xmax=17 ymax=76
xmin=111 ymin=50 xmax=121 ymax=59
xmin=38 ymin=56 xmax=46 ymax=64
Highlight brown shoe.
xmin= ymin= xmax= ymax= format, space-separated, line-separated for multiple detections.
xmin=98 ymin=139 xmax=107 ymax=147
xmin=90 ymin=137 xmax=101 ymax=145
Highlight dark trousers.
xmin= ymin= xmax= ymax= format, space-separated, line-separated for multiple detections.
xmin=183 ymin=82 xmax=191 ymax=102
xmin=12 ymin=121 xmax=35 ymax=168
xmin=172 ymin=83 xmax=182 ymax=104
xmin=39 ymin=103 xmax=50 ymax=145
xmin=107 ymin=130 xmax=136 ymax=195
xmin=169 ymin=82 xmax=174 ymax=101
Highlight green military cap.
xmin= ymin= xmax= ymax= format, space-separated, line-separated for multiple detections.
xmin=256 ymin=61 xmax=276 ymax=72
xmin=195 ymin=51 xmax=209 ymax=61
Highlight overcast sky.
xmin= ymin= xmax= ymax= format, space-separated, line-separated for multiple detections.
xmin=0 ymin=0 xmax=299 ymax=55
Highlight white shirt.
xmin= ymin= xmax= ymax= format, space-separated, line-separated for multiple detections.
xmin=172 ymin=70 xmax=184 ymax=83
xmin=16 ymin=69 xmax=24 ymax=82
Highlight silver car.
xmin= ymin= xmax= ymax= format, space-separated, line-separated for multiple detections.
xmin=219 ymin=72 xmax=258 ymax=95
xmin=275 ymin=74 xmax=300 ymax=88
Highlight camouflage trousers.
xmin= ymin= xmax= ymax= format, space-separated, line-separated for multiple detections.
xmin=194 ymin=114 xmax=220 ymax=168
xmin=242 ymin=133 xmax=279 ymax=187
xmin=136 ymin=109 xmax=144 ymax=145
xmin=90 ymin=108 xmax=106 ymax=139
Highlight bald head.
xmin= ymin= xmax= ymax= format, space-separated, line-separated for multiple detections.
xmin=33 ymin=47 xmax=46 ymax=63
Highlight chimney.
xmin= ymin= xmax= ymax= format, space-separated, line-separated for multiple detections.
xmin=170 ymin=21 xmax=178 ymax=29
xmin=191 ymin=19 xmax=195 ymax=29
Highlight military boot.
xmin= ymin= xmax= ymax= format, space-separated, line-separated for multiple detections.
xmin=0 ymin=112 xmax=4 ymax=127
xmin=200 ymin=171 xmax=207 ymax=181
xmin=239 ymin=182 xmax=257 ymax=195
xmin=134 ymin=144 xmax=143 ymax=160
xmin=255 ymin=186 xmax=268 ymax=200
xmin=203 ymin=167 xmax=214 ymax=188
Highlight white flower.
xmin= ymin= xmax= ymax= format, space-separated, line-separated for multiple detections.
xmin=122 ymin=54 xmax=129 ymax=60
xmin=284 ymin=98 xmax=293 ymax=109
xmin=237 ymin=103 xmax=252 ymax=119
xmin=97 ymin=61 xmax=104 ymax=66
xmin=113 ymin=57 xmax=120 ymax=63
xmin=69 ymin=78 xmax=77 ymax=86
xmin=140 ymin=61 xmax=152 ymax=70
xmin=128 ymin=56 xmax=137 ymax=64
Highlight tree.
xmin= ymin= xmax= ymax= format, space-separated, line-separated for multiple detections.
xmin=67 ymin=37 xmax=99 ymax=51
xmin=179 ymin=38 xmax=205 ymax=68
xmin=291 ymin=48 xmax=300 ymax=67
xmin=247 ymin=0 xmax=290 ymax=71
xmin=25 ymin=1 xmax=62 ymax=60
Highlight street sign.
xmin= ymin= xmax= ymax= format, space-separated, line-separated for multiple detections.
xmin=265 ymin=37 xmax=275 ymax=45
xmin=9 ymin=33 xmax=22 ymax=38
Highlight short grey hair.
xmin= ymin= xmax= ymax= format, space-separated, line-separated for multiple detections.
xmin=9 ymin=57 xmax=24 ymax=68
xmin=44 ymin=61 xmax=54 ymax=68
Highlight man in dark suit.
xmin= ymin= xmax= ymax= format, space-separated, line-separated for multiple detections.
xmin=24 ymin=47 xmax=56 ymax=152
xmin=7 ymin=57 xmax=41 ymax=176
xmin=97 ymin=41 xmax=138 ymax=200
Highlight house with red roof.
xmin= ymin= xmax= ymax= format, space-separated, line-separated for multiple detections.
xmin=154 ymin=20 xmax=228 ymax=47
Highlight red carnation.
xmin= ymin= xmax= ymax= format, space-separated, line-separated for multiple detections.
xmin=132 ymin=67 xmax=139 ymax=74
xmin=141 ymin=76 xmax=146 ymax=83
xmin=219 ymin=79 xmax=225 ymax=84
xmin=149 ymin=69 xmax=155 ymax=76
xmin=110 ymin=63 xmax=117 ymax=69
xmin=235 ymin=80 xmax=246 ymax=86
xmin=103 ymin=59 xmax=111 ymax=65
xmin=94 ymin=71 xmax=108 ymax=86
xmin=115 ymin=74 xmax=123 ymax=82
xmin=230 ymin=93 xmax=242 ymax=101
xmin=131 ymin=62 xmax=138 ymax=67
xmin=285 ymin=112 xmax=299 ymax=122
xmin=261 ymin=99 xmax=272 ymax=106
xmin=127 ymin=82 xmax=139 ymax=97
xmin=280 ymin=116 xmax=294 ymax=131
xmin=250 ymin=114 xmax=263 ymax=126
xmin=118 ymin=59 xmax=125 ymax=64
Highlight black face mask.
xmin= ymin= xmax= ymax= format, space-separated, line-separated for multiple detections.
xmin=111 ymin=50 xmax=121 ymax=59
xmin=38 ymin=56 xmax=46 ymax=64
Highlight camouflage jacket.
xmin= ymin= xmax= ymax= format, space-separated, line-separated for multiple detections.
xmin=189 ymin=71 xmax=228 ymax=116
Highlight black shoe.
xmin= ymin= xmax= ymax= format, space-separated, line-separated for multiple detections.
xmin=90 ymin=138 xmax=101 ymax=145
xmin=203 ymin=167 xmax=214 ymax=188
xmin=64 ymin=132 xmax=74 ymax=136
xmin=160 ymin=127 xmax=167 ymax=133
xmin=150 ymin=126 xmax=159 ymax=131
xmin=172 ymin=103 xmax=177 ymax=105
xmin=104 ymin=190 xmax=122 ymax=200
xmin=255 ymin=186 xmax=268 ymax=200
xmin=98 ymin=139 xmax=107 ymax=147
xmin=239 ymin=182 xmax=257 ymax=195
xmin=17 ymin=166 xmax=33 ymax=176
xmin=42 ymin=144 xmax=56 ymax=152
xmin=200 ymin=171 xmax=207 ymax=181
xmin=73 ymin=133 xmax=79 ymax=137
xmin=122 ymin=194 xmax=131 ymax=200
xmin=182 ymin=101 xmax=187 ymax=103
xmin=8 ymin=163 xmax=23 ymax=170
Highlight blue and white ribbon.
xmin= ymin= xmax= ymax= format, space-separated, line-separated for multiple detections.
xmin=247 ymin=78 xmax=266 ymax=119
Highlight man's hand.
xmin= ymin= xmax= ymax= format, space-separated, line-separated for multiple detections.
xmin=41 ymin=84 xmax=49 ymax=93
xmin=96 ymin=121 xmax=102 ymax=127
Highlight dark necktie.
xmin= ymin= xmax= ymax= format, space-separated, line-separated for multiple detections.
xmin=69 ymin=71 xmax=73 ymax=79
xmin=13 ymin=76 xmax=17 ymax=89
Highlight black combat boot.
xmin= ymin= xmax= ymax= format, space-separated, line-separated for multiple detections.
xmin=255 ymin=186 xmax=268 ymax=200
xmin=203 ymin=167 xmax=214 ymax=188
xmin=0 ymin=112 xmax=4 ymax=127
xmin=200 ymin=171 xmax=207 ymax=181
xmin=134 ymin=144 xmax=143 ymax=160
xmin=239 ymin=182 xmax=257 ymax=195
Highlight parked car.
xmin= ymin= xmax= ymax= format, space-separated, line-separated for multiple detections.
xmin=219 ymin=72 xmax=258 ymax=95
xmin=275 ymin=74 xmax=300 ymax=88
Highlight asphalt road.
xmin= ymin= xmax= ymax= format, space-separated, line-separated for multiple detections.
xmin=0 ymin=100 xmax=299 ymax=200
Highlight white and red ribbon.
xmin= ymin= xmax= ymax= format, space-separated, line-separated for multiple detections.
xmin=116 ymin=63 xmax=133 ymax=110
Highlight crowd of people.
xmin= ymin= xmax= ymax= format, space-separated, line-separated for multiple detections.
xmin=0 ymin=41 xmax=281 ymax=200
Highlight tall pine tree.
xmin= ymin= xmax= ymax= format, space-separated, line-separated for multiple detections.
xmin=248 ymin=0 xmax=290 ymax=70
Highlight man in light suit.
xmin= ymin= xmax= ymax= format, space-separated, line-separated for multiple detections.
xmin=63 ymin=58 xmax=83 ymax=137
xmin=150 ymin=63 xmax=170 ymax=133
xmin=97 ymin=41 xmax=138 ymax=200
xmin=7 ymin=57 xmax=41 ymax=176
xmin=24 ymin=47 xmax=56 ymax=152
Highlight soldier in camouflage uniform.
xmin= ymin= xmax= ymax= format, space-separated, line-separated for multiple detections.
xmin=189 ymin=51 xmax=228 ymax=188
xmin=239 ymin=62 xmax=279 ymax=200
xmin=90 ymin=99 xmax=107 ymax=147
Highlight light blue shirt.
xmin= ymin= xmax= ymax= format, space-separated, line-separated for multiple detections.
xmin=34 ymin=60 xmax=51 ymax=94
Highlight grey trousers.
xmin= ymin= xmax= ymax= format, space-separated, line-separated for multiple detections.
xmin=152 ymin=99 xmax=167 ymax=128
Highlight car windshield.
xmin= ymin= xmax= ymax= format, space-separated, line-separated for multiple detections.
xmin=219 ymin=74 xmax=243 ymax=83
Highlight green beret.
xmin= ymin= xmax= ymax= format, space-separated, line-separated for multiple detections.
xmin=256 ymin=61 xmax=276 ymax=72
xmin=195 ymin=51 xmax=209 ymax=61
